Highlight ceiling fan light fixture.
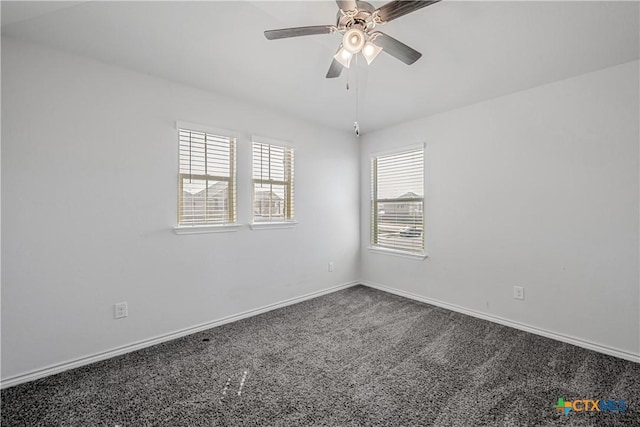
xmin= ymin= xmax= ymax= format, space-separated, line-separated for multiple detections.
xmin=362 ymin=41 xmax=383 ymax=65
xmin=342 ymin=28 xmax=366 ymax=54
xmin=334 ymin=47 xmax=352 ymax=68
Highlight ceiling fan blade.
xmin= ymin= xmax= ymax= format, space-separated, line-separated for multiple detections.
xmin=375 ymin=0 xmax=440 ymax=23
xmin=326 ymin=58 xmax=343 ymax=79
xmin=326 ymin=45 xmax=345 ymax=79
xmin=335 ymin=0 xmax=357 ymax=12
xmin=264 ymin=25 xmax=335 ymax=40
xmin=373 ymin=32 xmax=422 ymax=65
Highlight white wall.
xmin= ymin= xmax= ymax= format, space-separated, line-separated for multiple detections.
xmin=3 ymin=36 xmax=638 ymax=384
xmin=1 ymin=38 xmax=360 ymax=381
xmin=360 ymin=60 xmax=640 ymax=359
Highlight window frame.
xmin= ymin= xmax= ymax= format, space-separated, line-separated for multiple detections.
xmin=369 ymin=144 xmax=427 ymax=259
xmin=175 ymin=122 xmax=240 ymax=233
xmin=250 ymin=136 xmax=296 ymax=228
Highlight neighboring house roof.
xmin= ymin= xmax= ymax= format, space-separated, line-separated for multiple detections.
xmin=254 ymin=190 xmax=283 ymax=201
xmin=183 ymin=181 xmax=228 ymax=197
xmin=397 ymin=191 xmax=420 ymax=199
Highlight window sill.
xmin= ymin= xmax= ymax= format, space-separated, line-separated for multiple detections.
xmin=368 ymin=246 xmax=428 ymax=261
xmin=174 ymin=224 xmax=243 ymax=235
xmin=250 ymin=221 xmax=298 ymax=230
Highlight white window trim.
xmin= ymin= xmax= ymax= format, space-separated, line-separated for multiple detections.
xmin=368 ymin=246 xmax=428 ymax=260
xmin=370 ymin=143 xmax=427 ymax=257
xmin=370 ymin=142 xmax=425 ymax=159
xmin=251 ymin=135 xmax=296 ymax=149
xmin=174 ymin=224 xmax=243 ymax=235
xmin=176 ymin=123 xmax=239 ymax=227
xmin=249 ymin=221 xmax=298 ymax=230
xmin=176 ymin=121 xmax=242 ymax=140
xmin=251 ymin=136 xmax=296 ymax=225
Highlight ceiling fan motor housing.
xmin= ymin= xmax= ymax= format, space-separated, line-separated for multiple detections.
xmin=264 ymin=0 xmax=438 ymax=79
xmin=336 ymin=1 xmax=378 ymax=33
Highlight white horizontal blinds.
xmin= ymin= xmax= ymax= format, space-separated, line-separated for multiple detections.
xmin=178 ymin=128 xmax=236 ymax=225
xmin=252 ymin=141 xmax=295 ymax=222
xmin=371 ymin=147 xmax=424 ymax=253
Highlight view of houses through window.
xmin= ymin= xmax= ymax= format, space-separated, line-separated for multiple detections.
xmin=178 ymin=128 xmax=236 ymax=226
xmin=177 ymin=128 xmax=295 ymax=227
xmin=371 ymin=147 xmax=424 ymax=254
xmin=252 ymin=140 xmax=295 ymax=223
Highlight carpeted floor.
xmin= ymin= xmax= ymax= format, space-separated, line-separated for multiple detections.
xmin=2 ymin=285 xmax=639 ymax=426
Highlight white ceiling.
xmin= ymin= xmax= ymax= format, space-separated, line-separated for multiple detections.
xmin=2 ymin=1 xmax=639 ymax=134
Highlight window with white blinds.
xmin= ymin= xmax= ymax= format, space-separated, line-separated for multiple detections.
xmin=178 ymin=128 xmax=236 ymax=226
xmin=252 ymin=140 xmax=295 ymax=223
xmin=371 ymin=146 xmax=424 ymax=254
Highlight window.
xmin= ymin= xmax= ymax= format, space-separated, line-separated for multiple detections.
xmin=252 ymin=139 xmax=295 ymax=223
xmin=371 ymin=146 xmax=424 ymax=254
xmin=178 ymin=127 xmax=236 ymax=226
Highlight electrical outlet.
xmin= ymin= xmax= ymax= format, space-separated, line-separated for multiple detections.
xmin=513 ymin=286 xmax=525 ymax=300
xmin=115 ymin=302 xmax=128 ymax=319
xmin=328 ymin=262 xmax=334 ymax=272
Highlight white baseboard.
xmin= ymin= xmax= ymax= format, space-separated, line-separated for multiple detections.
xmin=4 ymin=279 xmax=636 ymax=389
xmin=361 ymin=280 xmax=640 ymax=364
xmin=0 ymin=281 xmax=359 ymax=389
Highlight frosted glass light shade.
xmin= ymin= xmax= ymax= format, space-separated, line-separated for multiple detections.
xmin=342 ymin=28 xmax=365 ymax=54
xmin=362 ymin=41 xmax=383 ymax=65
xmin=334 ymin=47 xmax=353 ymax=68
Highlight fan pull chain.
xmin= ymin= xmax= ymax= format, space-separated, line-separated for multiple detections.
xmin=346 ymin=66 xmax=350 ymax=90
xmin=354 ymin=55 xmax=360 ymax=137
xmin=355 ymin=55 xmax=359 ymax=122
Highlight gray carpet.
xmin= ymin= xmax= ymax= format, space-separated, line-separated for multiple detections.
xmin=2 ymin=285 xmax=639 ymax=426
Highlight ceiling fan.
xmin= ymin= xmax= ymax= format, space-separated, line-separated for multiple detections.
xmin=264 ymin=0 xmax=441 ymax=78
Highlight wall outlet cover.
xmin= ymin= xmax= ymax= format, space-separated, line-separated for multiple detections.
xmin=115 ymin=302 xmax=128 ymax=319
xmin=513 ymin=286 xmax=525 ymax=300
